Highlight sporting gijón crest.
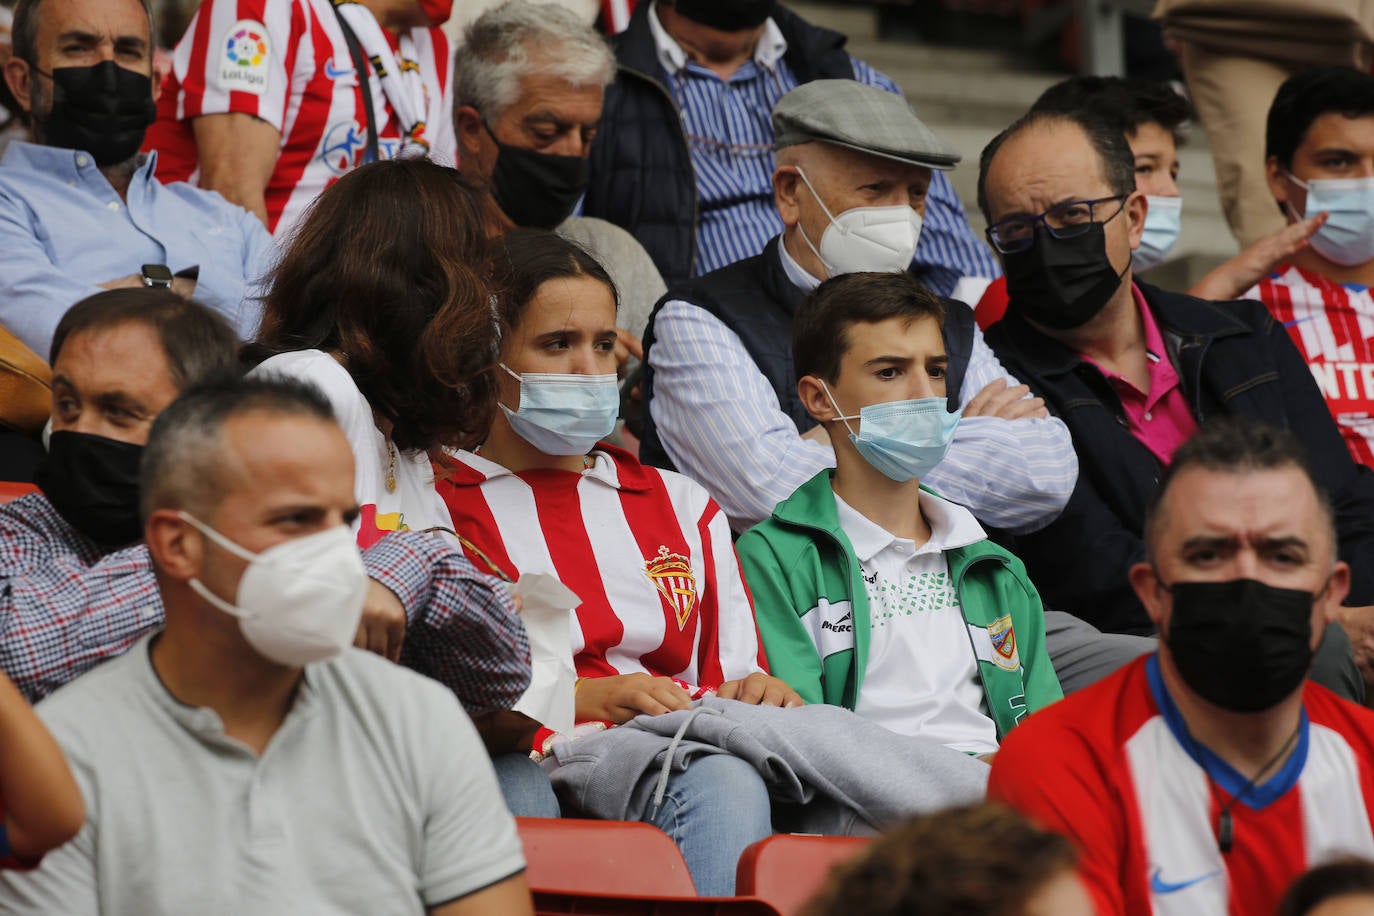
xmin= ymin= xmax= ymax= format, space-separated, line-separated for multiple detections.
xmin=644 ymin=546 xmax=698 ymax=630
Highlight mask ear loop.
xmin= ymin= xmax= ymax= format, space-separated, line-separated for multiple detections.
xmin=816 ymin=378 xmax=860 ymax=439
xmin=1282 ymin=171 xmax=1310 ymax=222
xmin=792 ymin=167 xmax=841 ymax=279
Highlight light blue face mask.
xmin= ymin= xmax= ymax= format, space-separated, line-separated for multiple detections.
xmin=1288 ymin=173 xmax=1374 ymax=267
xmin=1132 ymin=195 xmax=1181 ymax=273
xmin=821 ymin=382 xmax=961 ymax=482
xmin=500 ymin=364 xmax=619 ymax=456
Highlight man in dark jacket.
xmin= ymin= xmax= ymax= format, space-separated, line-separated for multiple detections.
xmin=581 ymin=0 xmax=998 ymax=292
xmin=977 ymin=106 xmax=1374 ymax=697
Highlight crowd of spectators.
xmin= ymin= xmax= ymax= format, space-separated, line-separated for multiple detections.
xmin=5 ymin=0 xmax=1374 ymax=913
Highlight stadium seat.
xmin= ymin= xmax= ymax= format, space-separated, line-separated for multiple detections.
xmin=734 ymin=835 xmax=871 ymax=916
xmin=517 ymin=817 xmax=699 ymax=897
xmin=0 ymin=481 xmax=38 ymax=504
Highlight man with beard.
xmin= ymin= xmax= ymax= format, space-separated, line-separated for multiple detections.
xmin=0 ymin=0 xmax=271 ymax=358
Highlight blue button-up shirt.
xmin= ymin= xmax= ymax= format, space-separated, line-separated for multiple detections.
xmin=645 ymin=4 xmax=1001 ymax=293
xmin=0 ymin=142 xmax=272 ymax=357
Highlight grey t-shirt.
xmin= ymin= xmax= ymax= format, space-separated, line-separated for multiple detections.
xmin=0 ymin=637 xmax=524 ymax=915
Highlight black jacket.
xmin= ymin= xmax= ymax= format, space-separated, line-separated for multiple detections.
xmin=582 ymin=2 xmax=855 ymax=287
xmin=639 ymin=237 xmax=975 ymax=472
xmin=985 ymin=283 xmax=1374 ymax=635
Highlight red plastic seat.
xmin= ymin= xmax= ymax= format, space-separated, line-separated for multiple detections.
xmin=734 ymin=835 xmax=871 ymax=916
xmin=0 ymin=481 xmax=38 ymax=504
xmin=517 ymin=818 xmax=698 ymax=897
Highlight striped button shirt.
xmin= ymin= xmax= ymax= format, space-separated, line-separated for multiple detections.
xmin=648 ymin=238 xmax=1077 ymax=534
xmin=645 ymin=5 xmax=1000 ymax=293
xmin=145 ymin=0 xmax=455 ymax=240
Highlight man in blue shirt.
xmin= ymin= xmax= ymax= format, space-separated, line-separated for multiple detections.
xmin=582 ymin=0 xmax=1000 ymax=292
xmin=0 ymin=0 xmax=271 ymax=358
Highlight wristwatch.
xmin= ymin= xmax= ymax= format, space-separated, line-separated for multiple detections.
xmin=141 ymin=264 xmax=173 ymax=289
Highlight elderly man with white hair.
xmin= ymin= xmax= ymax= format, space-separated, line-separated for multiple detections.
xmin=454 ymin=0 xmax=665 ymax=348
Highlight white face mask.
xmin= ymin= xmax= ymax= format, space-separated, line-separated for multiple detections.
xmin=180 ymin=512 xmax=367 ymax=668
xmin=1288 ymin=173 xmax=1374 ymax=267
xmin=794 ymin=167 xmax=923 ymax=278
xmin=1133 ymin=195 xmax=1182 ymax=272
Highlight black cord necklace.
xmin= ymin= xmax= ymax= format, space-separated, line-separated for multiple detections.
xmin=1185 ymin=721 xmax=1302 ymax=855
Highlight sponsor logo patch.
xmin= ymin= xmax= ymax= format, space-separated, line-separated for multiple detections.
xmin=215 ymin=20 xmax=270 ymax=95
xmin=317 ymin=121 xmax=399 ymax=175
xmin=644 ymin=546 xmax=697 ymax=631
xmin=821 ymin=610 xmax=853 ymax=633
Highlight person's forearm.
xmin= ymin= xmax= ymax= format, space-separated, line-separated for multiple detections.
xmin=0 ymin=674 xmax=83 ymax=859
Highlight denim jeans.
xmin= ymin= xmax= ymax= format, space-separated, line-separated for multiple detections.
xmin=492 ymin=752 xmax=561 ymax=818
xmin=636 ymin=753 xmax=773 ymax=896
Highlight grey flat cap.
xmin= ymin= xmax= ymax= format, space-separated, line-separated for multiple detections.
xmin=772 ymin=79 xmax=960 ymax=170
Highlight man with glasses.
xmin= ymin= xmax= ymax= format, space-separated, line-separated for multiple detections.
xmin=978 ymin=107 xmax=1374 ymax=700
xmin=579 ymin=0 xmax=1000 ymax=291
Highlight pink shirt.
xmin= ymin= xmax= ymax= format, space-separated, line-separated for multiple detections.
xmin=1080 ymin=285 xmax=1198 ymax=466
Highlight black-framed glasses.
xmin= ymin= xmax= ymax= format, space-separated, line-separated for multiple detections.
xmin=985 ymin=195 xmax=1128 ymax=254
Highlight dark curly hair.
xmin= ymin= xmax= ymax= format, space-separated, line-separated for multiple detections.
xmin=803 ymin=804 xmax=1079 ymax=916
xmin=249 ymin=158 xmax=499 ymax=453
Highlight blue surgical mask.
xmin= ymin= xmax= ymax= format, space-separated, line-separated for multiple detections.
xmin=1133 ymin=195 xmax=1181 ymax=272
xmin=821 ymin=382 xmax=961 ymax=482
xmin=500 ymin=364 xmax=619 ymax=456
xmin=1288 ymin=173 xmax=1374 ymax=267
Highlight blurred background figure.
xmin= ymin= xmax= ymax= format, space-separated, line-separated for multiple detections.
xmin=1282 ymin=860 xmax=1374 ymax=916
xmin=803 ymin=804 xmax=1094 ymax=916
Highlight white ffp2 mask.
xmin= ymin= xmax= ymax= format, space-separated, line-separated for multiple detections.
xmin=181 ymin=512 xmax=367 ymax=668
xmin=795 ymin=167 xmax=923 ymax=277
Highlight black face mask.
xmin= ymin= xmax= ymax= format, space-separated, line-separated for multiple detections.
xmin=37 ymin=60 xmax=157 ymax=167
xmin=485 ymin=123 xmax=589 ymax=230
xmin=1003 ymin=221 xmax=1129 ymax=331
xmin=673 ymin=0 xmax=776 ymax=30
xmin=34 ymin=431 xmax=145 ymax=550
xmin=1164 ymin=577 xmax=1318 ymax=713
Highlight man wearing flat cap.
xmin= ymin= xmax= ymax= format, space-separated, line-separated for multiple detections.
xmin=641 ymin=79 xmax=1153 ymax=694
xmin=579 ymin=0 xmax=999 ymax=290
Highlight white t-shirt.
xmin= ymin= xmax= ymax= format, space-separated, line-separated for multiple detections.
xmin=0 ymin=637 xmax=525 ymax=915
xmin=251 ymin=350 xmax=453 ymax=547
xmin=834 ymin=490 xmax=998 ymax=754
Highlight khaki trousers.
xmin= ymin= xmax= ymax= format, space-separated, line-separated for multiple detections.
xmin=1177 ymin=40 xmax=1302 ymax=247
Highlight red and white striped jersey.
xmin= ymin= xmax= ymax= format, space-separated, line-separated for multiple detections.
xmin=144 ymin=0 xmax=455 ymax=240
xmin=1249 ymin=265 xmax=1374 ymax=467
xmin=598 ymin=0 xmax=637 ymax=33
xmin=437 ymin=445 xmax=766 ymax=695
xmin=990 ymin=655 xmax=1374 ymax=916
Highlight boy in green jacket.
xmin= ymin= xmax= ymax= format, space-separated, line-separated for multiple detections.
xmin=737 ymin=272 xmax=1061 ymax=753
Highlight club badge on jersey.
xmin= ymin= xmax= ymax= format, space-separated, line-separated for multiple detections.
xmin=644 ymin=546 xmax=698 ymax=631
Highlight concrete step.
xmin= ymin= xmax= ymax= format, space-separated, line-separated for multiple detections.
xmin=789 ymin=0 xmax=1241 ymax=281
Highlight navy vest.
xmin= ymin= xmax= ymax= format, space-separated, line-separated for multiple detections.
xmin=582 ymin=3 xmax=857 ymax=287
xmin=639 ymin=237 xmax=975 ymax=471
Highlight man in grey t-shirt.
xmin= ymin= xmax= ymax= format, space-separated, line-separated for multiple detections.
xmin=0 ymin=376 xmax=531 ymax=916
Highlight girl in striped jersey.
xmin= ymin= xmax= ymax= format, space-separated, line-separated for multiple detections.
xmin=438 ymin=229 xmax=801 ymax=894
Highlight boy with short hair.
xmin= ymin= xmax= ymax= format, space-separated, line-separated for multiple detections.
xmin=738 ymin=272 xmax=1061 ymax=752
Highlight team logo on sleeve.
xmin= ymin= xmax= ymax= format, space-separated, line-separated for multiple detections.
xmin=215 ymin=20 xmax=270 ymax=95
xmin=986 ymin=615 xmax=1020 ymax=671
xmin=643 ymin=546 xmax=697 ymax=630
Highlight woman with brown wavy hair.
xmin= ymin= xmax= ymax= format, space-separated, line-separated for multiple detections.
xmin=247 ymin=158 xmax=498 ymax=550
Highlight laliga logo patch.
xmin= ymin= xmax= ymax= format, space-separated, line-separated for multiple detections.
xmin=644 ymin=546 xmax=698 ymax=631
xmin=215 ymin=20 xmax=270 ymax=96
xmin=986 ymin=615 xmax=1020 ymax=671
